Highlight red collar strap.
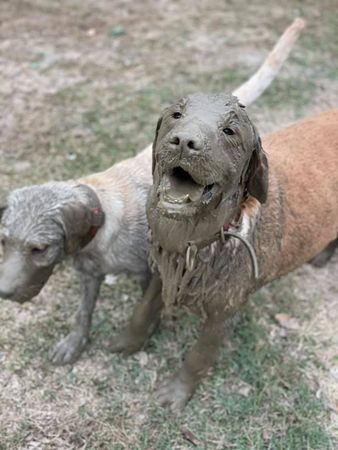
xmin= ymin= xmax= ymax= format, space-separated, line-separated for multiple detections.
xmin=88 ymin=207 xmax=103 ymax=239
xmin=223 ymin=222 xmax=230 ymax=232
xmin=223 ymin=205 xmax=243 ymax=232
xmin=71 ymin=184 xmax=105 ymax=252
xmin=79 ymin=206 xmax=105 ymax=250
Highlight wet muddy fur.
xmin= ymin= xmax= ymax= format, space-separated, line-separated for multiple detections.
xmin=111 ymin=98 xmax=338 ymax=410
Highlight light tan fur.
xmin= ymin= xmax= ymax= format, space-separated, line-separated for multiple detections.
xmin=258 ymin=109 xmax=338 ymax=282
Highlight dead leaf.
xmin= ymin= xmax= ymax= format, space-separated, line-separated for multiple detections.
xmin=86 ymin=28 xmax=96 ymax=37
xmin=274 ymin=313 xmax=299 ymax=330
xmin=135 ymin=351 xmax=148 ymax=367
xmin=13 ymin=160 xmax=32 ymax=173
xmin=329 ymin=365 xmax=338 ymax=382
xmin=104 ymin=274 xmax=117 ymax=286
xmin=237 ymin=380 xmax=253 ymax=397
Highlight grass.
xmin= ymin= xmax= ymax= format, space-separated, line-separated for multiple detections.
xmin=0 ymin=0 xmax=337 ymax=448
xmin=0 ymin=272 xmax=333 ymax=449
xmin=55 ymin=66 xmax=249 ymax=180
xmin=255 ymin=77 xmax=317 ymax=114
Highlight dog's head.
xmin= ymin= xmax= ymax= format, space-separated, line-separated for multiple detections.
xmin=151 ymin=93 xmax=268 ymax=223
xmin=0 ymin=183 xmax=104 ymax=303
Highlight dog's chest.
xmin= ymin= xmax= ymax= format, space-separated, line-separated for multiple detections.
xmin=149 ymin=238 xmax=250 ymax=315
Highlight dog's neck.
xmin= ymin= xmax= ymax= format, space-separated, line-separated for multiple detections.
xmin=147 ymin=187 xmax=244 ymax=255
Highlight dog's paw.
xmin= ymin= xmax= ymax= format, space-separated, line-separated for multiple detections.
xmin=156 ymin=375 xmax=195 ymax=410
xmin=108 ymin=330 xmax=144 ymax=355
xmin=49 ymin=332 xmax=88 ymax=365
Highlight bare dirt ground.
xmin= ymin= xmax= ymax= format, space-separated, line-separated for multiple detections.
xmin=0 ymin=0 xmax=337 ymax=448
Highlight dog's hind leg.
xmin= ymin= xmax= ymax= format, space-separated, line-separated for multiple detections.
xmin=49 ymin=272 xmax=103 ymax=365
xmin=309 ymin=238 xmax=338 ymax=268
xmin=109 ymin=273 xmax=163 ymax=354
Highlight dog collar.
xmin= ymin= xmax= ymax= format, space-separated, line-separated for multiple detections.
xmin=88 ymin=207 xmax=103 ymax=239
xmin=77 ymin=184 xmax=105 ymax=250
xmin=185 ymin=214 xmax=259 ymax=280
xmin=223 ymin=222 xmax=230 ymax=232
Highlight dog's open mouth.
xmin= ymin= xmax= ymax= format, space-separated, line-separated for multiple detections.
xmin=159 ymin=166 xmax=219 ymax=212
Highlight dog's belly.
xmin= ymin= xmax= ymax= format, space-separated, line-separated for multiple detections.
xmin=75 ymin=239 xmax=149 ymax=281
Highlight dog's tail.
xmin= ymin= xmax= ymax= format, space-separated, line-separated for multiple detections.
xmin=233 ymin=18 xmax=306 ymax=106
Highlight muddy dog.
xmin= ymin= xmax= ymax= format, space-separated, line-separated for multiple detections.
xmin=110 ymin=101 xmax=338 ymax=410
xmin=0 ymin=149 xmax=152 ymax=365
xmin=0 ymin=20 xmax=304 ymax=365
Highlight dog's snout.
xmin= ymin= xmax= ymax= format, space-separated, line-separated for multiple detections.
xmin=0 ymin=287 xmax=14 ymax=299
xmin=169 ymin=132 xmax=203 ymax=153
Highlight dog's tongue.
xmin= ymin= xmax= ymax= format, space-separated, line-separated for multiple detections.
xmin=163 ymin=174 xmax=204 ymax=202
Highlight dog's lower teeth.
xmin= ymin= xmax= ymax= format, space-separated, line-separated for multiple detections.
xmin=164 ymin=193 xmax=190 ymax=204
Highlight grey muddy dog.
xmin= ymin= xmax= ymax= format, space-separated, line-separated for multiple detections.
xmin=0 ymin=20 xmax=304 ymax=365
xmin=0 ymin=152 xmax=152 ymax=365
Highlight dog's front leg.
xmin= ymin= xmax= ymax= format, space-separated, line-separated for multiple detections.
xmin=50 ymin=272 xmax=103 ymax=365
xmin=109 ymin=273 xmax=163 ymax=354
xmin=157 ymin=307 xmax=226 ymax=410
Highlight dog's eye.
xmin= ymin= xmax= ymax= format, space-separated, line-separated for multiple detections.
xmin=31 ymin=245 xmax=48 ymax=255
xmin=223 ymin=127 xmax=235 ymax=135
xmin=172 ymin=112 xmax=182 ymax=119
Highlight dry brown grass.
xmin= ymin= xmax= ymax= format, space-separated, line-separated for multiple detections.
xmin=0 ymin=0 xmax=337 ymax=448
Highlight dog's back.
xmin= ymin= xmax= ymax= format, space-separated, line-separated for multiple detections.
xmin=259 ymin=109 xmax=338 ymax=280
xmin=79 ymin=145 xmax=152 ymax=193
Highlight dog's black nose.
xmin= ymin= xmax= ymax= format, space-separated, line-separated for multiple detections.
xmin=169 ymin=132 xmax=203 ymax=153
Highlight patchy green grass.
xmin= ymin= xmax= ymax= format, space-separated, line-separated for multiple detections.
xmin=255 ymin=77 xmax=317 ymax=115
xmin=0 ymin=0 xmax=337 ymax=448
xmin=0 ymin=271 xmax=334 ymax=449
xmin=57 ymin=67 xmax=248 ymax=180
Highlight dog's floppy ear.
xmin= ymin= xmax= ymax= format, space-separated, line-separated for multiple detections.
xmin=152 ymin=116 xmax=163 ymax=175
xmin=61 ymin=188 xmax=105 ymax=255
xmin=62 ymin=204 xmax=104 ymax=255
xmin=246 ymin=130 xmax=269 ymax=204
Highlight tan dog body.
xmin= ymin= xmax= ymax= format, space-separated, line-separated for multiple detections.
xmin=0 ymin=146 xmax=153 ymax=365
xmin=76 ymin=146 xmax=152 ymax=280
xmin=258 ymin=109 xmax=338 ymax=283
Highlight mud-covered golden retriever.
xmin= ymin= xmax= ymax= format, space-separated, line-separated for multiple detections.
xmin=111 ymin=103 xmax=338 ymax=409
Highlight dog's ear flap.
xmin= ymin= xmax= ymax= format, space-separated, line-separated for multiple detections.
xmin=62 ymin=201 xmax=105 ymax=255
xmin=152 ymin=116 xmax=163 ymax=175
xmin=246 ymin=131 xmax=269 ymax=204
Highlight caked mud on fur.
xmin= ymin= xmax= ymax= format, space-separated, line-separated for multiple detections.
xmin=148 ymin=211 xmax=256 ymax=317
xmin=147 ymin=94 xmax=268 ymax=311
xmin=112 ymin=101 xmax=338 ymax=411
